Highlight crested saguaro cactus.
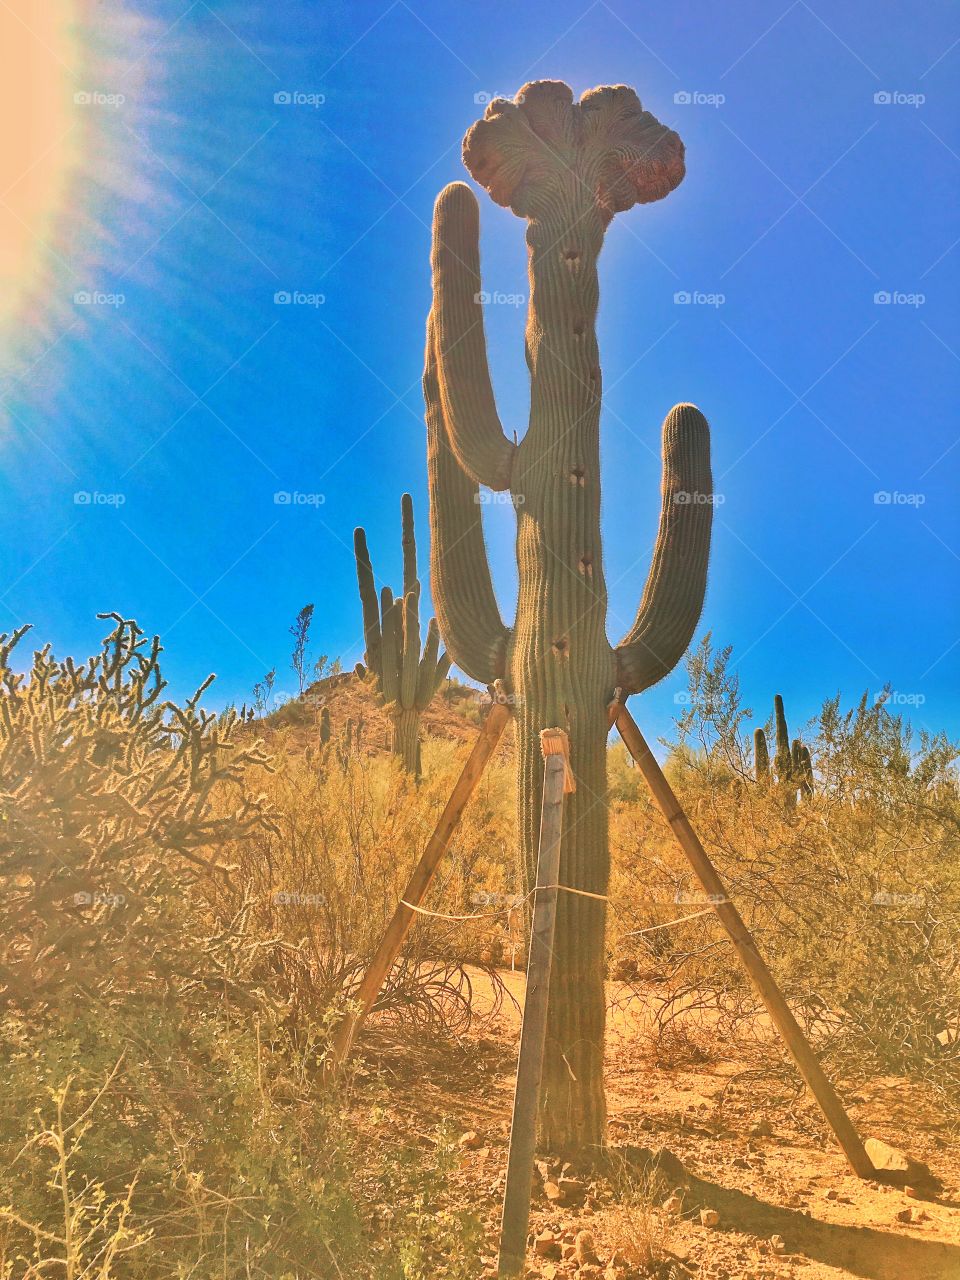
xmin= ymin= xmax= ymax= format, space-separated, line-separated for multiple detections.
xmin=423 ymin=82 xmax=713 ymax=1152
xmin=354 ymin=494 xmax=451 ymax=775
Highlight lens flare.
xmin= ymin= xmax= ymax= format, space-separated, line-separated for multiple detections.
xmin=0 ymin=0 xmax=79 ymax=335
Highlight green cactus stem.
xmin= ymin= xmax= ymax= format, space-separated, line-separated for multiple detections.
xmin=354 ymin=494 xmax=451 ymax=776
xmin=794 ymin=738 xmax=814 ymax=797
xmin=774 ymin=694 xmax=794 ymax=785
xmin=754 ymin=727 xmax=770 ymax=781
xmin=424 ymin=81 xmax=712 ymax=1153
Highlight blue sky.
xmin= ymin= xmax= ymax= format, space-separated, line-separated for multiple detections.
xmin=1 ymin=0 xmax=958 ymax=749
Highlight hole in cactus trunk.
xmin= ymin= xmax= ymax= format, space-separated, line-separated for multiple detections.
xmin=563 ymin=248 xmax=580 ymax=262
xmin=569 ymin=466 xmax=586 ymax=486
xmin=572 ymin=321 xmax=584 ymax=337
xmin=552 ymin=638 xmax=569 ymax=658
xmin=578 ymin=554 xmax=593 ymax=578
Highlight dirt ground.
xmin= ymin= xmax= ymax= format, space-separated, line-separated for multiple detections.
xmin=352 ymin=971 xmax=960 ymax=1280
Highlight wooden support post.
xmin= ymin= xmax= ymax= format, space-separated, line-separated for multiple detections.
xmin=326 ymin=700 xmax=510 ymax=1075
xmin=614 ymin=703 xmax=875 ymax=1180
xmin=498 ymin=729 xmax=573 ymax=1278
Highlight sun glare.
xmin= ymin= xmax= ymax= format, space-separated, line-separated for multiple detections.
xmin=0 ymin=0 xmax=79 ymax=334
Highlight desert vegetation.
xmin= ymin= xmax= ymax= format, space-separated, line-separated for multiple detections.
xmin=0 ymin=611 xmax=956 ymax=1277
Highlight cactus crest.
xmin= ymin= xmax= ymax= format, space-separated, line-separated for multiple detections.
xmin=424 ymin=81 xmax=712 ymax=1153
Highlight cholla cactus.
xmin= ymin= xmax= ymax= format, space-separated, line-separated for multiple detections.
xmin=423 ymin=82 xmax=712 ymax=1151
xmin=0 ymin=615 xmax=274 ymax=1007
xmin=354 ymin=494 xmax=451 ymax=775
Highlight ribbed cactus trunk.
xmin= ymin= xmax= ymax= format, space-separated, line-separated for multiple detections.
xmin=392 ymin=707 xmax=420 ymax=775
xmin=424 ymin=82 xmax=713 ymax=1155
xmin=509 ymin=190 xmax=615 ymax=1149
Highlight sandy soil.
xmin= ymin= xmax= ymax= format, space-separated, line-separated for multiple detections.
xmin=352 ymin=970 xmax=960 ymax=1280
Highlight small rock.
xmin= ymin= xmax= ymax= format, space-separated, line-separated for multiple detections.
xmin=864 ymin=1137 xmax=934 ymax=1187
xmin=543 ymin=1180 xmax=562 ymax=1203
xmin=904 ymin=1185 xmax=921 ymax=1199
xmin=750 ymin=1119 xmax=773 ymax=1137
xmin=575 ymin=1229 xmax=598 ymax=1264
xmin=896 ymin=1206 xmax=928 ymax=1224
xmin=700 ymin=1208 xmax=720 ymax=1227
xmin=558 ymin=1176 xmax=587 ymax=1205
xmin=458 ymin=1130 xmax=483 ymax=1150
xmin=542 ymin=1266 xmax=559 ymax=1280
xmin=663 ymin=1193 xmax=684 ymax=1216
xmin=824 ymin=1188 xmax=839 ymax=1200
xmin=534 ymin=1230 xmax=561 ymax=1259
xmin=770 ymin=1234 xmax=786 ymax=1254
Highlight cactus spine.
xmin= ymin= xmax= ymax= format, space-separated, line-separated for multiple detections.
xmin=424 ymin=82 xmax=712 ymax=1152
xmin=354 ymin=494 xmax=451 ymax=775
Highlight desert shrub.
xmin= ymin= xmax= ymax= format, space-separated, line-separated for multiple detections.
xmin=0 ymin=615 xmax=276 ymax=1008
xmin=0 ymin=999 xmax=484 ymax=1278
xmin=211 ymin=730 xmax=518 ymax=1036
xmin=607 ymin=637 xmax=960 ymax=1104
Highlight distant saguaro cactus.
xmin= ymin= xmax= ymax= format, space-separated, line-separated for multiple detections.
xmin=354 ymin=494 xmax=451 ymax=775
xmin=757 ymin=695 xmax=813 ymax=802
xmin=423 ymin=82 xmax=712 ymax=1152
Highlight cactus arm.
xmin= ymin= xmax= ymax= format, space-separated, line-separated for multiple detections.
xmin=424 ymin=318 xmax=510 ymax=684
xmin=614 ymin=403 xmax=713 ymax=695
xmin=379 ymin=588 xmax=400 ymax=707
xmin=415 ymin=618 xmax=441 ymax=710
xmin=353 ymin=528 xmax=382 ymax=680
xmin=774 ymin=694 xmax=793 ymax=780
xmin=754 ymin=727 xmax=770 ymax=780
xmin=400 ymin=589 xmax=421 ymax=708
xmin=433 ymin=651 xmax=452 ymax=694
xmin=400 ymin=493 xmax=418 ymax=598
xmin=430 ymin=182 xmax=517 ymax=492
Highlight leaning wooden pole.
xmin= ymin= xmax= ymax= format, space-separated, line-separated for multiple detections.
xmin=498 ymin=729 xmax=574 ymax=1278
xmin=614 ymin=704 xmax=875 ymax=1179
xmin=326 ymin=700 xmax=510 ymax=1074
